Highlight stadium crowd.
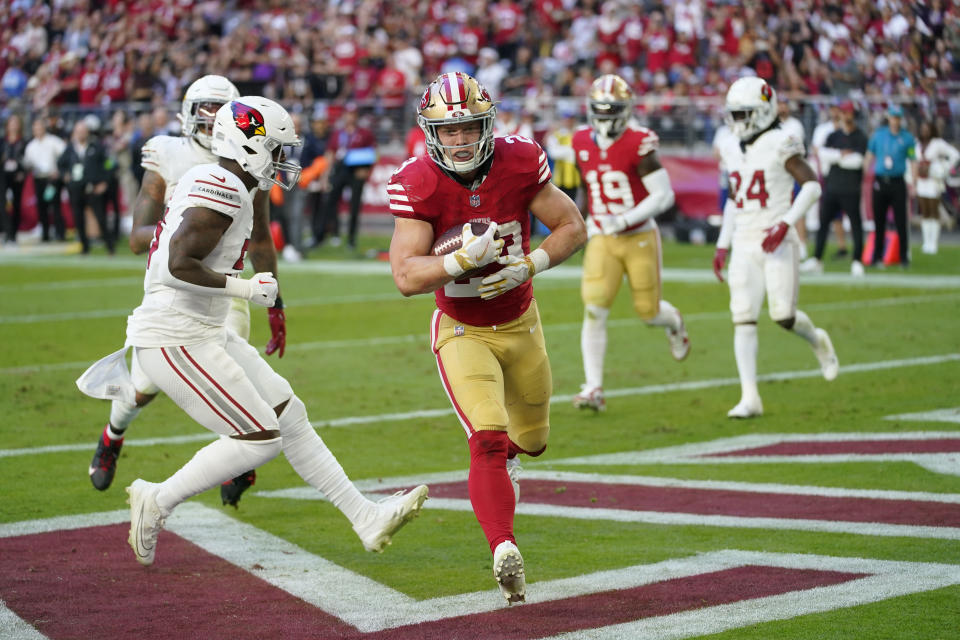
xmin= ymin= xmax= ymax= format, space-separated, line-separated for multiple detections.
xmin=0 ymin=0 xmax=958 ymax=249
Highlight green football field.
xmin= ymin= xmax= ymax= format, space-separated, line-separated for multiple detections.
xmin=2 ymin=235 xmax=960 ymax=639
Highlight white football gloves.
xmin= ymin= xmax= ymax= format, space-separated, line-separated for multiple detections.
xmin=598 ymin=213 xmax=628 ymax=235
xmin=442 ymin=222 xmax=504 ymax=278
xmin=478 ymin=248 xmax=551 ymax=300
xmin=224 ymin=271 xmax=279 ymax=307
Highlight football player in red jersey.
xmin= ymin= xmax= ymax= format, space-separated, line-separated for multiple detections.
xmin=388 ymin=71 xmax=586 ymax=604
xmin=570 ymin=74 xmax=690 ymax=412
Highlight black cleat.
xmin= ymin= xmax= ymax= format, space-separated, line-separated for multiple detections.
xmin=221 ymin=470 xmax=256 ymax=508
xmin=89 ymin=426 xmax=123 ymax=491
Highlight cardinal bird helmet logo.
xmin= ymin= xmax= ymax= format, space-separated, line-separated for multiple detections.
xmin=232 ymin=102 xmax=266 ymax=139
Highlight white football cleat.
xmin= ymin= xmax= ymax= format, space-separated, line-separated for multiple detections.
xmin=572 ymin=386 xmax=606 ymax=412
xmin=493 ymin=540 xmax=526 ymax=605
xmin=814 ymin=328 xmax=839 ymax=381
xmin=727 ymin=398 xmax=764 ymax=419
xmin=506 ymin=456 xmax=522 ymax=505
xmin=126 ymin=479 xmax=166 ymax=566
xmin=799 ymin=257 xmax=823 ymax=274
xmin=850 ymin=260 xmax=865 ymax=277
xmin=353 ymin=484 xmax=428 ymax=552
xmin=666 ymin=315 xmax=691 ymax=361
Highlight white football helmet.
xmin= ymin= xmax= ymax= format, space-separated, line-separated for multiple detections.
xmin=179 ymin=75 xmax=240 ymax=149
xmin=418 ymin=71 xmax=497 ymax=174
xmin=587 ymin=74 xmax=634 ymax=141
xmin=210 ymin=96 xmax=302 ymax=191
xmin=724 ymin=76 xmax=778 ymax=141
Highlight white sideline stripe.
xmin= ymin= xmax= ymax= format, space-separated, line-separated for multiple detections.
xmin=556 ymin=429 xmax=960 ymax=465
xmin=0 ymin=602 xmax=48 ymax=640
xmin=4 ymin=253 xmax=960 ymax=288
xmin=257 ymin=491 xmax=960 ymax=541
xmin=887 ymin=407 xmax=960 ymax=424
xmin=6 ymin=288 xmax=960 ymax=326
xmin=3 ymin=356 xmax=959 ymax=459
xmin=0 ymin=509 xmax=129 ymax=538
xmin=3 ymin=506 xmax=959 ymax=637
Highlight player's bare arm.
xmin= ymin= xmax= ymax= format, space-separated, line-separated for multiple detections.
xmin=246 ymin=189 xmax=279 ymax=277
xmin=528 ymin=182 xmax=587 ymax=264
xmin=762 ymin=154 xmax=822 ymax=253
xmin=129 ymin=170 xmax=167 ymax=254
xmin=389 ymin=217 xmax=454 ymax=296
xmin=785 ymin=155 xmax=818 ymax=185
xmin=167 ymin=207 xmax=233 ymax=287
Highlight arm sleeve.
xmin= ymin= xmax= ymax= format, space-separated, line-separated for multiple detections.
xmin=782 ymin=180 xmax=821 ymax=226
xmin=619 ymin=167 xmax=675 ymax=227
xmin=716 ymin=197 xmax=737 ymax=250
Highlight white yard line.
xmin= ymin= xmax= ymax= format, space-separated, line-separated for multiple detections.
xmin=3 ymin=355 xmax=959 ymax=459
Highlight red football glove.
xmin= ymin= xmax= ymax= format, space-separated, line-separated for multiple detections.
xmin=712 ymin=248 xmax=729 ymax=282
xmin=265 ymin=307 xmax=286 ymax=358
xmin=761 ymin=222 xmax=789 ymax=253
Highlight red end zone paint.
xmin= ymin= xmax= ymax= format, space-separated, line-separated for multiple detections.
xmin=702 ymin=438 xmax=960 ymax=457
xmin=0 ymin=525 xmax=356 ymax=640
xmin=427 ymin=480 xmax=960 ymax=527
xmin=0 ymin=525 xmax=866 ymax=640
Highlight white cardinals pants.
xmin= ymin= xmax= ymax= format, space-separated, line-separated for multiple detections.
xmin=133 ymin=330 xmax=293 ymax=437
xmin=727 ymin=228 xmax=801 ymax=324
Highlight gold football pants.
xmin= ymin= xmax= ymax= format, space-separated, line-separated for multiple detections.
xmin=581 ymin=229 xmax=662 ymax=319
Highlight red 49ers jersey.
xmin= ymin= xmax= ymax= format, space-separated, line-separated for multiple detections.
xmin=572 ymin=124 xmax=659 ymax=235
xmin=388 ymin=136 xmax=551 ymax=326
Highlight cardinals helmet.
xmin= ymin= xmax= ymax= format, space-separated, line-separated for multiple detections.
xmin=180 ymin=75 xmax=240 ymax=149
xmin=418 ymin=71 xmax=497 ymax=174
xmin=211 ymin=96 xmax=302 ymax=191
xmin=724 ymin=76 xmax=778 ymax=141
xmin=587 ymin=74 xmax=634 ymax=141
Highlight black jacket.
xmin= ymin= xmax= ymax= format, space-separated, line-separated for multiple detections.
xmin=58 ymin=139 xmax=109 ymax=186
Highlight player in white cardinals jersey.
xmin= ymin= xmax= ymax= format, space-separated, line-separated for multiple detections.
xmin=570 ymin=74 xmax=689 ymax=412
xmin=87 ymin=76 xmax=268 ymax=507
xmin=712 ymin=77 xmax=838 ymax=419
xmin=79 ymin=97 xmax=427 ymax=567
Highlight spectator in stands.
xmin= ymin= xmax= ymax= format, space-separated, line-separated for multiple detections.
xmin=23 ymin=116 xmax=66 ymax=243
xmin=543 ymin=107 xmax=580 ymax=204
xmin=59 ymin=118 xmax=113 ymax=255
xmin=1 ymin=113 xmax=27 ymax=243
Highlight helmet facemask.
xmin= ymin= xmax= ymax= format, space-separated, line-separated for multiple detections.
xmin=182 ymin=100 xmax=226 ymax=149
xmin=724 ymin=77 xmax=778 ymax=141
xmin=587 ymin=74 xmax=634 ymax=143
xmin=418 ymin=72 xmax=497 ymax=175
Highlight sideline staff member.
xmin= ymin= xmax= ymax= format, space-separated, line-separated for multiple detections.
xmin=864 ymin=105 xmax=915 ymax=267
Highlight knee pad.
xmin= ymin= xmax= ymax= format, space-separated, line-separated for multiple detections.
xmin=776 ymin=317 xmax=796 ymax=330
xmin=512 ymin=425 xmax=549 ymax=455
xmin=277 ymin=395 xmax=310 ymax=437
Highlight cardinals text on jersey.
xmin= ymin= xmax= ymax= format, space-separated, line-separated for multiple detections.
xmin=140 ymin=135 xmax=218 ymax=205
xmin=719 ymin=127 xmax=805 ymax=234
xmin=127 ymin=164 xmax=253 ymax=347
xmin=572 ymin=124 xmax=660 ymax=237
xmin=387 ymin=135 xmax=550 ymax=326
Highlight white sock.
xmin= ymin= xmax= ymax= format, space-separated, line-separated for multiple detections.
xmin=581 ymin=305 xmax=609 ymax=390
xmin=155 ymin=436 xmax=281 ymax=516
xmin=791 ymin=310 xmax=818 ymax=347
xmin=278 ymin=396 xmax=373 ymax=526
xmin=645 ymin=299 xmax=681 ymax=331
xmin=920 ymin=219 xmax=933 ymax=250
xmin=931 ymin=219 xmax=941 ymax=251
xmin=734 ymin=324 xmax=759 ymax=402
xmin=108 ymin=400 xmax=141 ymax=436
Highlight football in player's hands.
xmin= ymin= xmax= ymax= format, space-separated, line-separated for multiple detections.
xmin=433 ymin=222 xmax=500 ymax=278
xmin=431 ymin=222 xmax=494 ymax=256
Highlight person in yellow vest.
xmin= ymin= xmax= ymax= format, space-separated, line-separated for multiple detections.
xmin=544 ymin=108 xmax=581 ymax=203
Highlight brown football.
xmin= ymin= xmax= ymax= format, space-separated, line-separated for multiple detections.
xmin=431 ymin=222 xmax=492 ymax=256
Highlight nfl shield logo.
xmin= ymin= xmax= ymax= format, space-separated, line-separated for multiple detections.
xmin=454 ymin=325 xmax=465 ymax=336
xmin=469 ymin=194 xmax=481 ymax=208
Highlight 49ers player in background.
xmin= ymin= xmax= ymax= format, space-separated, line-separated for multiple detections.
xmin=87 ymin=76 xmax=277 ymax=507
xmin=713 ymin=77 xmax=838 ymax=418
xmin=388 ymin=72 xmax=585 ymax=604
xmin=571 ymin=74 xmax=690 ymax=413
